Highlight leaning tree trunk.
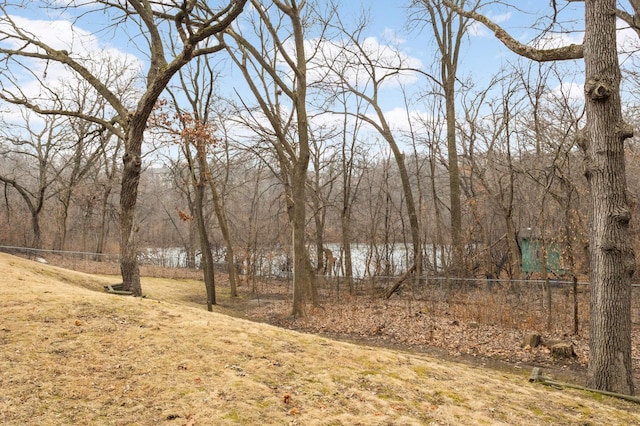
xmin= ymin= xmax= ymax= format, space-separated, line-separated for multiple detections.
xmin=378 ymin=126 xmax=422 ymax=289
xmin=583 ymin=0 xmax=635 ymax=395
xmin=207 ymin=174 xmax=239 ymax=298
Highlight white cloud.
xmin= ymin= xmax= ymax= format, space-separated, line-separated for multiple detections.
xmin=381 ymin=27 xmax=406 ymax=45
xmin=2 ymin=15 xmax=97 ymax=55
xmin=468 ymin=21 xmax=487 ymax=37
xmin=468 ymin=11 xmax=512 ymax=38
xmin=385 ymin=107 xmax=440 ymax=134
xmin=0 ymin=14 xmax=143 ymax=117
xmin=492 ymin=12 xmax=512 ymax=24
xmin=531 ymin=31 xmax=583 ymax=50
xmin=548 ymin=81 xmax=583 ymax=102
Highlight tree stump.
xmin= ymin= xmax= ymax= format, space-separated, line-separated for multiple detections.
xmin=523 ymin=333 xmax=541 ymax=348
xmin=550 ymin=342 xmax=576 ymax=359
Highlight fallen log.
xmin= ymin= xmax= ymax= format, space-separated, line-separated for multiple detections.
xmin=529 ymin=367 xmax=640 ymax=404
xmin=384 ymin=263 xmax=417 ymax=299
xmin=103 ymin=283 xmax=133 ymax=296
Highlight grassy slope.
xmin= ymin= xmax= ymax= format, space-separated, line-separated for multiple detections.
xmin=0 ymin=252 xmax=638 ymax=426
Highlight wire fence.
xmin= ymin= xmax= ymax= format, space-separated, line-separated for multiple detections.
xmin=3 ymin=245 xmax=640 ymax=331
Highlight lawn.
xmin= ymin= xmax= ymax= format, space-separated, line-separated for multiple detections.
xmin=0 ymin=252 xmax=638 ymax=425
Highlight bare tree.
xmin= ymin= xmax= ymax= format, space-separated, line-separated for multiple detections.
xmin=409 ymin=0 xmax=482 ymax=273
xmin=51 ymin=73 xmax=124 ymax=251
xmin=308 ymin=128 xmax=338 ymax=277
xmin=0 ymin=0 xmax=247 ymax=296
xmin=221 ymin=0 xmax=322 ymax=317
xmin=183 ymin=116 xmax=217 ymax=310
xmin=167 ymin=55 xmax=241 ymax=302
xmin=331 ymin=89 xmax=368 ymax=292
xmin=0 ymin=112 xmax=70 ymax=249
xmin=314 ymin=7 xmax=423 ymax=291
xmin=444 ymin=0 xmax=635 ymax=395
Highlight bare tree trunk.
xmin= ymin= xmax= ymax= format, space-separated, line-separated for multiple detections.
xmin=583 ymin=0 xmax=635 ymax=395
xmin=194 ymin=178 xmax=216 ymax=311
xmin=444 ymin=82 xmax=463 ymax=272
xmin=381 ymin=133 xmax=422 ymax=290
xmin=207 ymin=176 xmax=238 ymax=297
xmin=53 ymin=194 xmax=71 ymax=251
xmin=501 ymin=93 xmax=522 ymax=280
xmin=341 ymin=207 xmax=354 ymax=293
xmin=119 ymin=142 xmax=143 ymax=296
xmin=94 ymin=186 xmax=112 ymax=261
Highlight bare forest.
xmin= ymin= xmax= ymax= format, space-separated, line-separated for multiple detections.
xmin=2 ymin=0 xmax=640 ymax=396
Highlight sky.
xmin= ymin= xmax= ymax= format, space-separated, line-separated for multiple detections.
xmin=1 ymin=1 xmax=637 ymax=145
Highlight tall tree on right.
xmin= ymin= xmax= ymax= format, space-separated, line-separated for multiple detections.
xmin=443 ymin=0 xmax=635 ymax=394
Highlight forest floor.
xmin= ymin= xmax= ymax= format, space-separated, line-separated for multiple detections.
xmin=4 ymin=253 xmax=639 ymax=425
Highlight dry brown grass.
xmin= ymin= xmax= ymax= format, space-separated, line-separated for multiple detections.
xmin=1 ymin=252 xmax=639 ymax=425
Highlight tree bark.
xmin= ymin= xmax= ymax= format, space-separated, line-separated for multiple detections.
xmin=194 ymin=178 xmax=216 ymax=311
xmin=290 ymin=2 xmax=316 ymax=316
xmin=341 ymin=205 xmax=355 ymax=293
xmin=584 ymin=0 xmax=635 ymax=395
xmin=119 ymin=143 xmax=143 ymax=296
xmin=94 ymin=185 xmax=112 ymax=261
xmin=445 ymin=81 xmax=463 ymax=272
xmin=207 ymin=175 xmax=238 ymax=298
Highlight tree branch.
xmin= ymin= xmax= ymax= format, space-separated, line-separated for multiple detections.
xmin=442 ymin=1 xmax=584 ymax=62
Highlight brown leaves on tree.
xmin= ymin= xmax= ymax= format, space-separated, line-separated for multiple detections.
xmin=150 ymin=99 xmax=222 ymax=156
xmin=177 ymin=208 xmax=193 ymax=222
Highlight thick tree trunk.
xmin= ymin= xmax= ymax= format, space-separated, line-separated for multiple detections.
xmin=30 ymin=212 xmax=42 ymax=250
xmin=584 ymin=0 xmax=635 ymax=395
xmin=119 ymin=140 xmax=143 ymax=297
xmin=289 ymin=7 xmax=316 ymax=318
xmin=290 ymin=173 xmax=314 ymax=317
xmin=53 ymin=196 xmax=70 ymax=251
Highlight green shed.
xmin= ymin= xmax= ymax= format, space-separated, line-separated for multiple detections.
xmin=521 ymin=235 xmax=565 ymax=275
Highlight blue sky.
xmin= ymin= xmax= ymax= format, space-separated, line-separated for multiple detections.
xmin=3 ymin=1 xmax=637 ymax=139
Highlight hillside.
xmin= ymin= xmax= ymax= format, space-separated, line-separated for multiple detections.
xmin=0 ymin=252 xmax=638 ymax=425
